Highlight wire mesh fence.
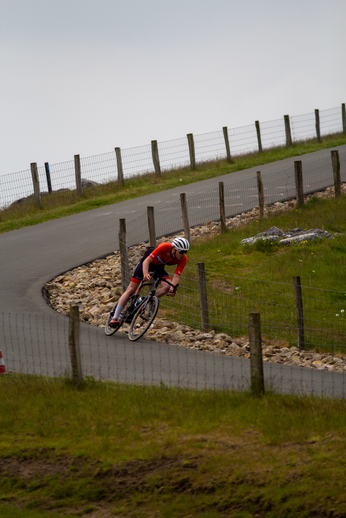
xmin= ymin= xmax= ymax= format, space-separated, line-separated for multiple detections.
xmin=320 ymin=106 xmax=344 ymax=136
xmin=157 ymin=137 xmax=191 ymax=172
xmin=80 ymin=151 xmax=118 ymax=183
xmin=291 ymin=111 xmax=316 ymax=142
xmin=228 ymin=123 xmax=259 ymax=156
xmin=1 ymin=105 xmax=344 ymax=209
xmin=1 ymin=105 xmax=346 ymax=396
xmin=120 ymin=147 xmax=346 ymax=248
xmin=157 ymin=266 xmax=346 ymax=356
xmin=1 ymin=293 xmax=346 ymax=398
xmin=193 ymin=129 xmax=228 ymax=162
xmin=259 ymin=118 xmax=286 ymax=150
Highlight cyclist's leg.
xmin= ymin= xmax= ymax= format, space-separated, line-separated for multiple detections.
xmin=111 ymin=262 xmax=143 ymax=321
xmin=153 ymin=268 xmax=171 ymax=298
xmin=112 ymin=282 xmax=138 ymax=320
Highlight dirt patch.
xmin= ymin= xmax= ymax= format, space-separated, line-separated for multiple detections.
xmin=1 ymin=449 xmax=199 ymax=482
xmin=0 ymin=449 xmax=203 ymax=517
xmin=1 ymin=444 xmax=346 ymax=517
xmin=1 ymin=449 xmax=76 ymax=480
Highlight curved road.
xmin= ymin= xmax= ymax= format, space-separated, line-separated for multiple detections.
xmin=1 ymin=146 xmax=345 ymax=396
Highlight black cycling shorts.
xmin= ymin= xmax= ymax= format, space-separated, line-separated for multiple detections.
xmin=131 ymin=257 xmax=169 ymax=285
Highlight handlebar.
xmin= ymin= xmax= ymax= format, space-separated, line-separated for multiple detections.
xmin=160 ymin=277 xmax=179 ymax=293
xmin=139 ymin=276 xmax=179 ymax=294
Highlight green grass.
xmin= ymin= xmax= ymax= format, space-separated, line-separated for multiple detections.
xmin=1 ymin=376 xmax=346 ymax=517
xmin=1 ymin=133 xmax=345 ymax=234
xmin=188 ymin=195 xmax=346 ymax=287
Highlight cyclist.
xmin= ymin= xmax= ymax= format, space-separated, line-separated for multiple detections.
xmin=109 ymin=237 xmax=189 ymax=328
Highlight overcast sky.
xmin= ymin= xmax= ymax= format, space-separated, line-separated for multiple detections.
xmin=0 ymin=0 xmax=345 ymax=176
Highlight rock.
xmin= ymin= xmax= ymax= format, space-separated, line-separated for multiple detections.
xmin=215 ymin=333 xmax=233 ymax=341
xmin=81 ymin=179 xmax=100 ymax=188
xmin=241 ymin=226 xmax=285 ymax=245
xmin=200 ymin=331 xmax=216 ymax=340
xmin=228 ymin=342 xmax=242 ymax=352
xmin=242 ymin=227 xmax=334 ymax=247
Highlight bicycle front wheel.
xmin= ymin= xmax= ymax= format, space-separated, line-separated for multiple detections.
xmin=129 ymin=296 xmax=159 ymax=341
xmin=105 ymin=303 xmax=120 ymax=336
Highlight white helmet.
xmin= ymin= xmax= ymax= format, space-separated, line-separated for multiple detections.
xmin=172 ymin=237 xmax=190 ymax=252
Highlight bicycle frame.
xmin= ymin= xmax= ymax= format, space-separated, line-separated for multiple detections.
xmin=137 ymin=275 xmax=178 ymax=299
xmin=105 ymin=275 xmax=178 ymax=337
xmin=141 ymin=276 xmax=178 ymax=300
xmin=127 ymin=277 xmax=178 ymax=341
xmin=127 ymin=277 xmax=175 ymax=315
xmin=118 ymin=277 xmax=160 ymax=324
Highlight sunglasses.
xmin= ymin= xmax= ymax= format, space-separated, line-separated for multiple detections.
xmin=177 ymin=250 xmax=187 ymax=255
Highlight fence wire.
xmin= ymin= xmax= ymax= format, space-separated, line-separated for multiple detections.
xmin=320 ymin=106 xmax=343 ymax=136
xmin=259 ymin=118 xmax=286 ymax=150
xmin=122 ymin=148 xmax=345 ymax=244
xmin=157 ymin=267 xmax=346 ymax=356
xmin=291 ymin=112 xmax=316 ymax=142
xmin=158 ymin=136 xmax=191 ymax=171
xmin=1 ymin=302 xmax=345 ymax=398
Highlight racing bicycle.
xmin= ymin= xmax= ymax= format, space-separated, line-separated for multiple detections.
xmin=104 ymin=276 xmax=178 ymax=341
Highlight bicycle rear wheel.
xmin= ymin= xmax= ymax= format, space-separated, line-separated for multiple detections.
xmin=129 ymin=296 xmax=159 ymax=341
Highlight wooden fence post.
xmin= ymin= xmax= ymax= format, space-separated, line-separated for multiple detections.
xmin=219 ymin=181 xmax=227 ymax=233
xmin=151 ymin=140 xmax=162 ymax=178
xmin=315 ymin=109 xmax=321 ymax=143
xmin=284 ymin=115 xmax=293 ymax=147
xmin=342 ymin=103 xmax=346 ymax=135
xmin=293 ymin=276 xmax=304 ymax=351
xmin=147 ymin=206 xmax=156 ymax=248
xmin=119 ymin=218 xmax=130 ymax=291
xmin=197 ymin=262 xmax=209 ymax=332
xmin=44 ymin=162 xmax=52 ymax=193
xmin=115 ymin=147 xmax=124 ymax=186
xmin=249 ymin=312 xmax=264 ymax=396
xmin=30 ymin=162 xmax=41 ymax=208
xmin=68 ymin=305 xmax=83 ymax=384
xmin=187 ymin=133 xmax=196 ymax=170
xmin=255 ymin=121 xmax=263 ymax=154
xmin=74 ymin=154 xmax=83 ymax=196
xmin=180 ymin=193 xmax=191 ymax=242
xmin=222 ymin=126 xmax=232 ymax=163
xmin=294 ymin=160 xmax=304 ymax=206
xmin=256 ymin=171 xmax=265 ymax=219
xmin=331 ymin=150 xmax=341 ymax=198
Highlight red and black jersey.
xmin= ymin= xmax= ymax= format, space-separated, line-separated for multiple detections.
xmin=149 ymin=243 xmax=187 ymax=276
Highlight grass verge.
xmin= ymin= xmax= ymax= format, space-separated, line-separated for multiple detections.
xmin=1 ymin=376 xmax=346 ymax=517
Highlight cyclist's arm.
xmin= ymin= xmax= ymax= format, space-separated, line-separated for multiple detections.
xmin=174 ymin=255 xmax=187 ymax=277
xmin=167 ymin=273 xmax=180 ymax=297
xmin=142 ymin=256 xmax=153 ymax=281
xmin=171 ymin=273 xmax=180 ymax=287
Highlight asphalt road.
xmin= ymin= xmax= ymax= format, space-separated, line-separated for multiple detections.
xmin=1 ymin=145 xmax=345 ymax=395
